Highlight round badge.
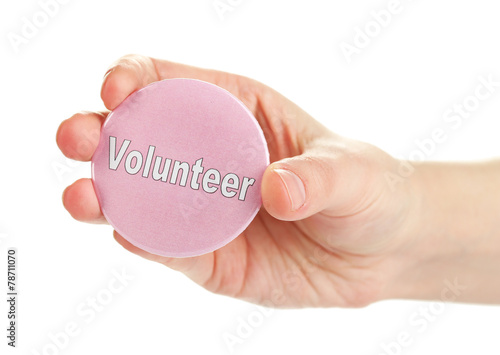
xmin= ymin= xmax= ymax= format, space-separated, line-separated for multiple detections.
xmin=92 ymin=79 xmax=269 ymax=257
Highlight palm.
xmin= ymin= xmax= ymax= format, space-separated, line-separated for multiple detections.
xmin=145 ymin=192 xmax=402 ymax=308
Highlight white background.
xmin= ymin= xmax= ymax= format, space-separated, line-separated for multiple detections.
xmin=1 ymin=0 xmax=500 ymax=354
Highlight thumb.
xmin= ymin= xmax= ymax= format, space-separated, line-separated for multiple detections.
xmin=261 ymin=149 xmax=372 ymax=221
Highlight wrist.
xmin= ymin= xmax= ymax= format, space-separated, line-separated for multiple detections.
xmin=382 ymin=160 xmax=500 ymax=303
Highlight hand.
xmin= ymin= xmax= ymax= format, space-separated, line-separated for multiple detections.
xmin=56 ymin=54 xmax=426 ymax=308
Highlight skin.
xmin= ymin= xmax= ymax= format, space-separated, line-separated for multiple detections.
xmin=56 ymin=54 xmax=500 ymax=308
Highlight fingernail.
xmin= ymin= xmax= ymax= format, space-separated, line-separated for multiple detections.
xmin=274 ymin=169 xmax=306 ymax=212
xmin=103 ymin=67 xmax=115 ymax=80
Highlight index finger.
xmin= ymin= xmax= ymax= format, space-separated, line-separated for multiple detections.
xmin=100 ymin=54 xmax=258 ymax=111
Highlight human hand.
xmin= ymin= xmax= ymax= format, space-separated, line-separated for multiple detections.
xmin=56 ymin=54 xmax=424 ymax=308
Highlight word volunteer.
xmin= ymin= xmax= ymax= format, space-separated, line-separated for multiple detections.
xmin=108 ymin=136 xmax=257 ymax=201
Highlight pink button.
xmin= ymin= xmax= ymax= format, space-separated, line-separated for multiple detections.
xmin=92 ymin=79 xmax=269 ymax=257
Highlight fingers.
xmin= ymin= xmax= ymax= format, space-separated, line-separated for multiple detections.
xmin=261 ymin=140 xmax=381 ymax=221
xmin=62 ymin=178 xmax=106 ymax=224
xmin=101 ymin=55 xmax=159 ymax=110
xmin=100 ymin=54 xmax=258 ymax=111
xmin=60 ymin=56 xmax=250 ymax=162
xmin=56 ymin=111 xmax=107 ymax=161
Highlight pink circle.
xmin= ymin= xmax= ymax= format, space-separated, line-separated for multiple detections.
xmin=92 ymin=79 xmax=269 ymax=257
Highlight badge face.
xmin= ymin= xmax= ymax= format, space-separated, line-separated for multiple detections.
xmin=92 ymin=79 xmax=269 ymax=257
